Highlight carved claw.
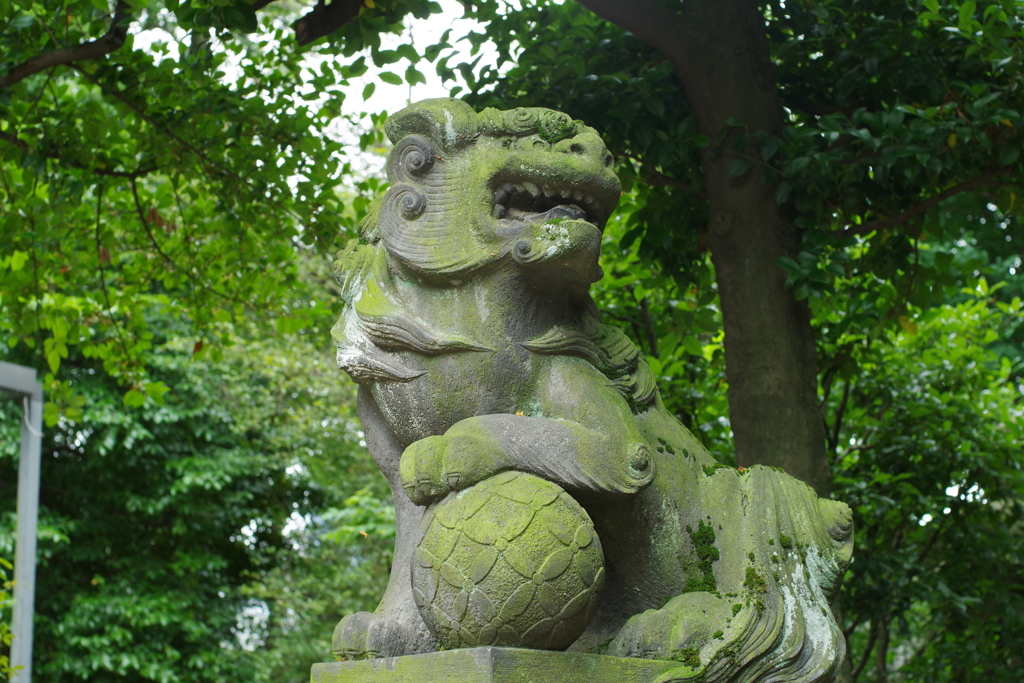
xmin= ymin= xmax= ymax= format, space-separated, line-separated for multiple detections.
xmin=332 ymin=611 xmax=401 ymax=661
xmin=400 ymin=430 xmax=513 ymax=505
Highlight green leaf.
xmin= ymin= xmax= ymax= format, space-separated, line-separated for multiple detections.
xmin=775 ymin=181 xmax=793 ymax=205
xmin=777 ymin=256 xmax=801 ymax=272
xmin=378 ymin=72 xmax=403 ymax=86
xmin=143 ymin=380 xmax=171 ymax=403
xmin=123 ymin=389 xmax=147 ymax=407
xmin=42 ymin=401 xmax=59 ymax=427
xmin=405 ymin=66 xmax=427 ymax=86
xmin=224 ymin=2 xmax=258 ymax=33
xmin=8 ymin=250 xmax=28 ymax=270
xmin=9 ymin=13 xmax=33 ymax=29
xmin=729 ymin=158 xmax=752 ymax=178
xmin=958 ymin=1 xmax=977 ymax=29
xmin=998 ymin=141 xmax=1020 ymax=166
xmin=682 ymin=336 xmax=703 ymax=356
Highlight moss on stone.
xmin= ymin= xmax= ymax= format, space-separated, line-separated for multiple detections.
xmin=743 ymin=567 xmax=767 ymax=594
xmin=682 ymin=520 xmax=719 ymax=593
xmin=743 ymin=566 xmax=768 ymax=613
xmin=732 ymin=603 xmax=742 ymax=616
xmin=674 ymin=647 xmax=701 ymax=669
xmin=779 ymin=533 xmax=793 ymax=549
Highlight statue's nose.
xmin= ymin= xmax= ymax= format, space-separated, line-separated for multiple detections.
xmin=552 ymin=134 xmax=614 ymax=167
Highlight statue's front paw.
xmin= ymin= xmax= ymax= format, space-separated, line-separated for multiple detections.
xmin=400 ymin=435 xmax=450 ymax=505
xmin=608 ymin=592 xmax=738 ymax=664
xmin=400 ymin=431 xmax=512 ymax=505
xmin=332 ymin=611 xmax=401 ymax=661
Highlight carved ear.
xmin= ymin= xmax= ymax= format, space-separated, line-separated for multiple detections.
xmin=384 ymin=98 xmax=480 ymax=155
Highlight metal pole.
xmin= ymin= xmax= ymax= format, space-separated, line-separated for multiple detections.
xmin=1 ymin=362 xmax=43 ymax=683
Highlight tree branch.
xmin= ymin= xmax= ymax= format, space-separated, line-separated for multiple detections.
xmin=0 ymin=131 xmax=29 ymax=149
xmin=639 ymin=296 xmax=659 ymax=357
xmin=293 ymin=0 xmax=365 ymax=46
xmin=851 ymin=620 xmax=879 ymax=682
xmin=843 ymin=166 xmax=1016 ymax=236
xmin=0 ymin=1 xmax=131 ymax=89
xmin=622 ymin=150 xmax=707 ymax=196
xmin=575 ymin=0 xmax=686 ymax=60
xmin=1 ymin=130 xmax=155 ymax=177
xmin=130 ymin=177 xmax=175 ymax=267
xmin=643 ymin=165 xmax=706 ymax=196
xmin=828 ymin=380 xmax=850 ymax=456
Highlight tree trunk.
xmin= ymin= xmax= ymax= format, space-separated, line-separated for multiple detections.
xmin=577 ymin=0 xmax=831 ymax=496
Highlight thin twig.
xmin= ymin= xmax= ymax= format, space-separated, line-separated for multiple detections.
xmin=129 ymin=176 xmax=175 ymax=267
xmin=851 ymin=620 xmax=879 ymax=682
xmin=829 ymin=380 xmax=851 ymax=457
xmin=639 ymin=297 xmax=659 ymax=357
xmin=93 ymin=183 xmax=134 ymax=368
xmin=1 ymin=128 xmax=155 ymax=178
xmin=843 ymin=166 xmax=1016 ymax=236
xmin=623 ymin=150 xmax=707 ymax=196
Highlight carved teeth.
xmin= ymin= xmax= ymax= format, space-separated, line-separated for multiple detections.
xmin=491 ymin=179 xmax=604 ymax=227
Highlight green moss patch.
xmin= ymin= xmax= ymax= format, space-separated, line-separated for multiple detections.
xmin=682 ymin=520 xmax=720 ymax=593
xmin=674 ymin=647 xmax=701 ymax=669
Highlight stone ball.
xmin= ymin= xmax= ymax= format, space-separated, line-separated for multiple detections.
xmin=411 ymin=471 xmax=605 ymax=650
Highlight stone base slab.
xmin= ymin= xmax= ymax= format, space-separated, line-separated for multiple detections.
xmin=310 ymin=647 xmax=679 ymax=683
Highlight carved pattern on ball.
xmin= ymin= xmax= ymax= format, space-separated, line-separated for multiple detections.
xmin=411 ymin=471 xmax=605 ymax=651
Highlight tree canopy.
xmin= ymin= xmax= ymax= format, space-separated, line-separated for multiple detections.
xmin=3 ymin=0 xmax=1024 ymax=681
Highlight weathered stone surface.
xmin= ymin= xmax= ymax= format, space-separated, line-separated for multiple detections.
xmin=325 ymin=98 xmax=854 ymax=683
xmin=311 ymin=647 xmax=678 ymax=683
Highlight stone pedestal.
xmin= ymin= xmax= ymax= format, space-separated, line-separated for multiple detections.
xmin=311 ymin=647 xmax=678 ymax=683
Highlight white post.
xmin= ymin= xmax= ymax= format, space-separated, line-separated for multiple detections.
xmin=1 ymin=362 xmax=43 ymax=683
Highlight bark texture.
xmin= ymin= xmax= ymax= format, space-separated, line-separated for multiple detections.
xmin=578 ymin=0 xmax=831 ymax=496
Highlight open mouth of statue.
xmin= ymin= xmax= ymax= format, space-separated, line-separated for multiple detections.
xmin=492 ymin=181 xmax=604 ymax=229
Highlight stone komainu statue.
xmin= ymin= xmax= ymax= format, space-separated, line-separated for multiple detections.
xmin=330 ymin=98 xmax=853 ymax=683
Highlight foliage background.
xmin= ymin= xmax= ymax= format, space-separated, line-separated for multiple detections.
xmin=3 ymin=0 xmax=1024 ymax=681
